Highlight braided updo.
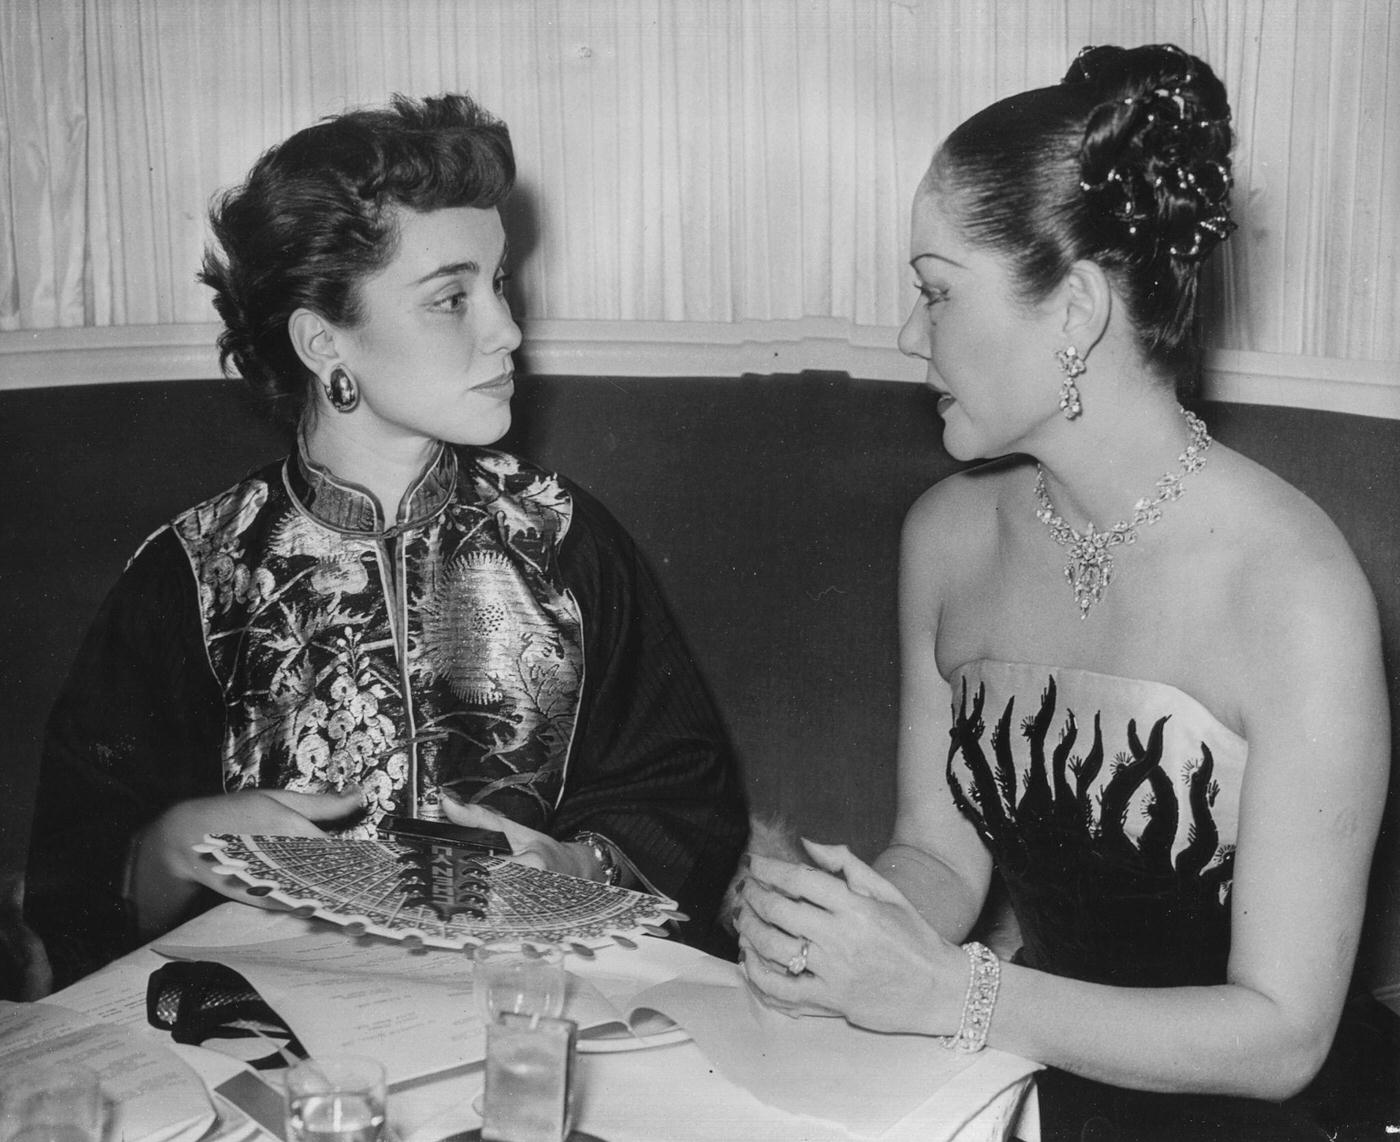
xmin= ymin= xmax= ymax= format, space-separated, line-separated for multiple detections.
xmin=929 ymin=44 xmax=1235 ymax=382
xmin=199 ymin=93 xmax=514 ymax=425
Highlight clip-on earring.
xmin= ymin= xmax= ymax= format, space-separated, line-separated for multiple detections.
xmin=326 ymin=365 xmax=360 ymax=413
xmin=1054 ymin=346 xmax=1085 ymax=420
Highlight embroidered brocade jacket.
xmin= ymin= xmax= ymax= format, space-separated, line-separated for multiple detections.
xmin=178 ymin=444 xmax=585 ymax=829
xmin=26 ymin=445 xmax=746 ymax=986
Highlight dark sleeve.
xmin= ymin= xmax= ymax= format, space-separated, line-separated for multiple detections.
xmin=551 ymin=482 xmax=749 ymax=955
xmin=23 ymin=528 xmax=224 ymax=988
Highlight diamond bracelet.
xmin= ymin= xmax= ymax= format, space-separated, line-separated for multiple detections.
xmin=937 ymin=941 xmax=1001 ymax=1053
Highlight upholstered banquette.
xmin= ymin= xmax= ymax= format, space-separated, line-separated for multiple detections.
xmin=2 ymin=373 xmax=1397 ymax=1000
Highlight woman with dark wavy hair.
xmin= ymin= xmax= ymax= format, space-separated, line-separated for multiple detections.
xmin=25 ymin=93 xmax=746 ymax=986
xmin=737 ymin=46 xmax=1392 ymax=1139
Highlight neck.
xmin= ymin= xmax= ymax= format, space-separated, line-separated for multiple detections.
xmin=1033 ymin=389 xmax=1195 ymax=531
xmin=303 ymin=415 xmax=439 ymax=522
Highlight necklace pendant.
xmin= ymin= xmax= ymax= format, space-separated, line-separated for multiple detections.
xmin=1033 ymin=408 xmax=1213 ymax=619
xmin=1066 ymin=546 xmax=1114 ymax=618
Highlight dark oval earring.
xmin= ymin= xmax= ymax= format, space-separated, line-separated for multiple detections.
xmin=326 ymin=366 xmax=360 ymax=413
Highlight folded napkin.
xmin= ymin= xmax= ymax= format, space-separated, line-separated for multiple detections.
xmin=624 ymin=957 xmax=1039 ymax=1139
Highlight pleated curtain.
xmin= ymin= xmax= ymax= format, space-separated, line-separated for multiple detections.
xmin=2 ymin=0 xmax=1397 ymax=365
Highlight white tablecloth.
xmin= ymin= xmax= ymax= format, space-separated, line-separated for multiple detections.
xmin=47 ymin=903 xmax=1038 ymax=1142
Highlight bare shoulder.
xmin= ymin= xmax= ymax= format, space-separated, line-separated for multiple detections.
xmin=903 ymin=455 xmax=1029 ymax=555
xmin=899 ymin=457 xmax=1035 ymax=638
xmin=1204 ymin=445 xmax=1379 ymax=675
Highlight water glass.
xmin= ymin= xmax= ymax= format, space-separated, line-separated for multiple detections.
xmin=472 ymin=941 xmax=566 ymax=1026
xmin=0 ymin=1063 xmax=106 ymax=1142
xmin=482 ymin=1014 xmax=576 ymax=1142
xmin=284 ymin=1056 xmax=386 ymax=1142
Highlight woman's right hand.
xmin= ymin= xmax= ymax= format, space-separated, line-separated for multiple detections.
xmin=128 ymin=787 xmax=366 ymax=937
xmin=736 ymin=840 xmax=967 ymax=1035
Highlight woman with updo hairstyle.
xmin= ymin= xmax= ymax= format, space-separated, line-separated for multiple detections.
xmin=25 ymin=92 xmax=746 ymax=988
xmin=737 ymin=45 xmax=1394 ymax=1139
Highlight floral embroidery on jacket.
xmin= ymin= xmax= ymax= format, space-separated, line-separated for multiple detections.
xmin=171 ymin=446 xmax=584 ymax=834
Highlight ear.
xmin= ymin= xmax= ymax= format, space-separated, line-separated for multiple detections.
xmin=1056 ymin=259 xmax=1112 ymax=356
xmin=288 ymin=308 xmax=340 ymax=379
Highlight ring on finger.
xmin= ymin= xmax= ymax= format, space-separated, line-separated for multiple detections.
xmin=785 ymin=937 xmax=810 ymax=976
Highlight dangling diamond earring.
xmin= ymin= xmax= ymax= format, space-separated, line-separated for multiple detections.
xmin=1054 ymin=346 xmax=1085 ymax=420
xmin=326 ymin=365 xmax=360 ymax=413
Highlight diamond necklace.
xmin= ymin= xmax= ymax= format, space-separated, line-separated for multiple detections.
xmin=1033 ymin=408 xmax=1212 ymax=619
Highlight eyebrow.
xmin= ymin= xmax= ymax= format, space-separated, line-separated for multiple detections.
xmin=411 ymin=242 xmax=511 ymax=287
xmin=910 ymin=252 xmax=967 ymax=270
xmin=412 ymin=260 xmax=479 ymax=286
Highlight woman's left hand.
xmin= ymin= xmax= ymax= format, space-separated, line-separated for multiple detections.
xmin=735 ymin=839 xmax=966 ymax=1035
xmin=439 ymin=798 xmax=592 ymax=879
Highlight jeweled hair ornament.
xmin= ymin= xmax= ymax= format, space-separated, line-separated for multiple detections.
xmin=1077 ymin=90 xmax=1236 ymax=262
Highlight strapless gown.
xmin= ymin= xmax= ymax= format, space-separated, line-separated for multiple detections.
xmin=944 ymin=660 xmax=1397 ymax=1142
xmin=947 ymin=659 xmax=1244 ymax=990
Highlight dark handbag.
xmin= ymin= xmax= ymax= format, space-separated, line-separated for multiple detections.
xmin=146 ymin=960 xmax=307 ymax=1070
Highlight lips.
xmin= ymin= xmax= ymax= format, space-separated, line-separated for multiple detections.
xmin=473 ymin=372 xmax=515 ymax=397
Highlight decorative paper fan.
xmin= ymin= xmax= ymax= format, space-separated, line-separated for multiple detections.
xmin=194 ymin=834 xmax=682 ymax=955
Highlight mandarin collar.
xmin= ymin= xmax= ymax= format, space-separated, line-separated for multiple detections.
xmin=289 ymin=438 xmax=458 ymax=537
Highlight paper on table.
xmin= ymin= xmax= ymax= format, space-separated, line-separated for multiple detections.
xmin=0 ymin=1001 xmax=216 ymax=1142
xmin=47 ymin=951 xmax=158 ymax=1031
xmin=153 ymin=931 xmax=685 ymax=1084
xmin=621 ymin=957 xmax=1041 ymax=1140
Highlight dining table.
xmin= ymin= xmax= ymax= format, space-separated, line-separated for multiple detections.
xmin=15 ymin=900 xmax=1042 ymax=1142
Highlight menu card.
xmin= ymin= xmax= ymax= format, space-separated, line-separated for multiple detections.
xmin=0 ymin=1001 xmax=216 ymax=1142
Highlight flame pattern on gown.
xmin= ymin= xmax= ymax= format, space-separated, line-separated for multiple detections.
xmin=945 ymin=659 xmax=1246 ymax=987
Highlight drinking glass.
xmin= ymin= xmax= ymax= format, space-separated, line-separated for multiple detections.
xmin=482 ymin=1014 xmax=577 ymax=1142
xmin=471 ymin=941 xmax=567 ymax=1119
xmin=0 ymin=1063 xmax=106 ymax=1142
xmin=472 ymin=941 xmax=566 ymax=1026
xmin=283 ymin=1056 xmax=386 ymax=1142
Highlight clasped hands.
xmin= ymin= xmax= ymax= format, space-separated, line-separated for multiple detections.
xmin=734 ymin=839 xmax=966 ymax=1036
